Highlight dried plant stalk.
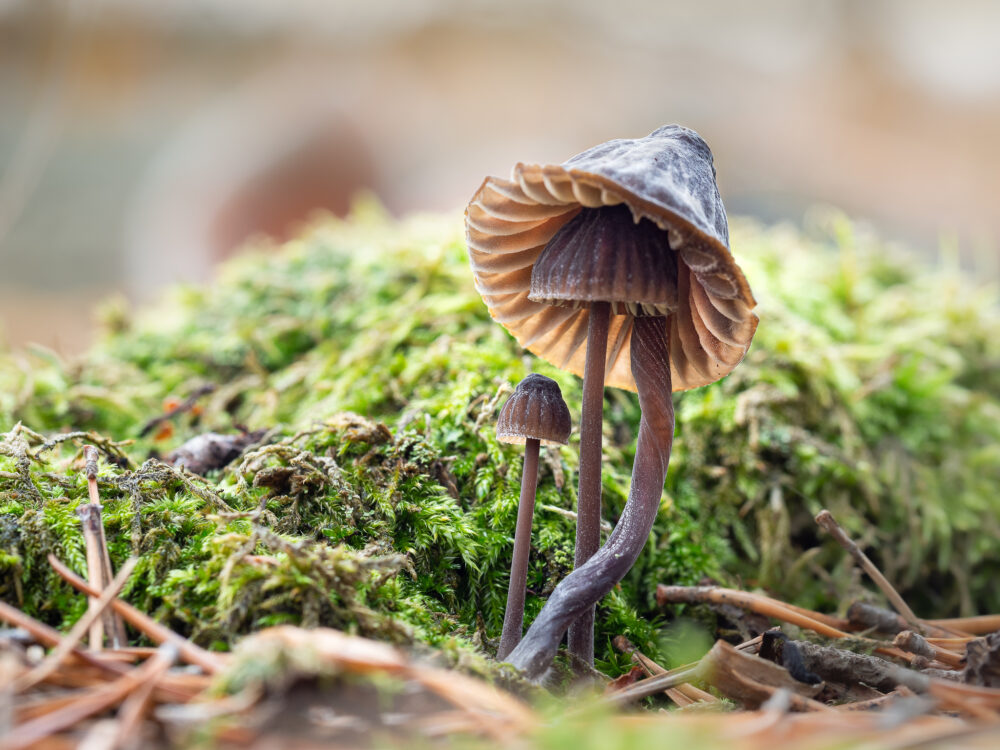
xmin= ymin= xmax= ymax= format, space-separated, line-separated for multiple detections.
xmin=83 ymin=445 xmax=128 ymax=647
xmin=815 ymin=510 xmax=932 ymax=633
xmin=76 ymin=502 xmax=109 ymax=650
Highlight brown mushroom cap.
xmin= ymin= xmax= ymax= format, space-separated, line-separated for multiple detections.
xmin=529 ymin=203 xmax=680 ymax=317
xmin=466 ymin=125 xmax=758 ymax=393
xmin=496 ymin=374 xmax=572 ymax=446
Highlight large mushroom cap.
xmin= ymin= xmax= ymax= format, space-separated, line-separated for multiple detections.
xmin=466 ymin=125 xmax=758 ymax=392
xmin=496 ymin=374 xmax=572 ymax=446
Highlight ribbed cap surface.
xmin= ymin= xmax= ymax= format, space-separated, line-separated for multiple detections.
xmin=496 ymin=374 xmax=572 ymax=446
xmin=466 ymin=124 xmax=758 ymax=393
xmin=529 ymin=204 xmax=679 ymax=316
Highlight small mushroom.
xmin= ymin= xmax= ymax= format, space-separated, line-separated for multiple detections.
xmin=495 ymin=374 xmax=571 ymax=661
xmin=467 ymin=125 xmax=757 ymax=676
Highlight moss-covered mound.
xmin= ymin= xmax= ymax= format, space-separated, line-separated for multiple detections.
xmin=1 ymin=202 xmax=998 ymax=672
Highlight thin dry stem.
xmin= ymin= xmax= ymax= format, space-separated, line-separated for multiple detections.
xmin=80 ymin=446 xmax=128 ymax=648
xmin=814 ymin=509 xmax=926 ymax=632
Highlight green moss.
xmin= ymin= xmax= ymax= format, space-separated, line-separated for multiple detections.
xmin=1 ymin=201 xmax=998 ymax=675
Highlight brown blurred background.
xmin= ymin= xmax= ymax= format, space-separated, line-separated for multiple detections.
xmin=1 ymin=0 xmax=998 ymax=353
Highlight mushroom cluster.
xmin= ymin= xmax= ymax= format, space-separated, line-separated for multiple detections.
xmin=468 ymin=125 xmax=757 ymax=677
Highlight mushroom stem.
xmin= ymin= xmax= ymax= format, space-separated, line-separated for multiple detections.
xmin=498 ymin=437 xmax=541 ymax=661
xmin=567 ymin=300 xmax=610 ymax=665
xmin=507 ymin=315 xmax=674 ymax=678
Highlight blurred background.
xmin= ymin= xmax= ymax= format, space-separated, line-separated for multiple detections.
xmin=1 ymin=0 xmax=998 ymax=352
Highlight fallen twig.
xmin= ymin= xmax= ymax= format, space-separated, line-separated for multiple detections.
xmin=792 ymin=640 xmax=930 ymax=693
xmin=847 ymin=600 xmax=908 ymax=633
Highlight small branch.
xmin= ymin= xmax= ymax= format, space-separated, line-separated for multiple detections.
xmin=815 ymin=509 xmax=923 ymax=631
xmin=793 ymin=640 xmax=930 ymax=694
xmin=847 ymin=601 xmax=908 ymax=634
xmin=893 ymin=630 xmax=964 ymax=669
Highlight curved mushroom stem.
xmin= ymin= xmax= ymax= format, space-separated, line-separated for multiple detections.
xmin=507 ymin=315 xmax=674 ymax=679
xmin=567 ymin=300 xmax=610 ymax=665
xmin=497 ymin=437 xmax=541 ymax=661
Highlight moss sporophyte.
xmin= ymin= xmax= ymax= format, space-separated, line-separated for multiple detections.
xmin=469 ymin=126 xmax=758 ymax=676
xmin=1 ymin=191 xmax=999 ymax=676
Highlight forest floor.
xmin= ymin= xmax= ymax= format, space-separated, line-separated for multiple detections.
xmin=2 ymin=203 xmax=999 ymax=747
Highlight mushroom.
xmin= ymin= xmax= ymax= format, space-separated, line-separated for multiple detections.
xmin=495 ymin=374 xmax=572 ymax=661
xmin=466 ymin=125 xmax=757 ymax=676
